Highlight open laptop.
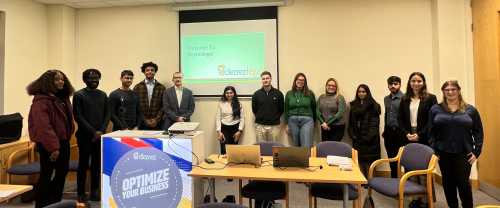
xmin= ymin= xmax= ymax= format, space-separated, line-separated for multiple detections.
xmin=273 ymin=147 xmax=310 ymax=168
xmin=226 ymin=145 xmax=262 ymax=166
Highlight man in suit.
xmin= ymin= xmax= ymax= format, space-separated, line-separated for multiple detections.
xmin=162 ymin=72 xmax=195 ymax=130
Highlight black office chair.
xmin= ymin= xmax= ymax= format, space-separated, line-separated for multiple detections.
xmin=239 ymin=141 xmax=288 ymax=208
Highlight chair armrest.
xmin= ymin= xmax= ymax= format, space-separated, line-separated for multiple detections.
xmin=70 ymin=144 xmax=78 ymax=149
xmin=7 ymin=144 xmax=34 ymax=170
xmin=398 ymin=155 xmax=439 ymax=198
xmin=367 ymin=158 xmax=399 ymax=179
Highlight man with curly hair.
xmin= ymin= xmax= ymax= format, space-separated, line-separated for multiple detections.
xmin=73 ymin=68 xmax=111 ymax=203
xmin=133 ymin=62 xmax=166 ymax=130
xmin=109 ymin=70 xmax=142 ymax=131
xmin=27 ymin=70 xmax=75 ymax=208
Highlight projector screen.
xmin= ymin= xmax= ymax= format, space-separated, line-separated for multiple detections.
xmin=179 ymin=7 xmax=278 ymax=97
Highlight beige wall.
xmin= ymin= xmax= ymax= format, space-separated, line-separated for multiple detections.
xmin=0 ymin=0 xmax=475 ymax=175
xmin=0 ymin=0 xmax=47 ymax=134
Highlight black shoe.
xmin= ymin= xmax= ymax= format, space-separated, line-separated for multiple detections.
xmin=227 ymin=179 xmax=233 ymax=182
xmin=78 ymin=194 xmax=88 ymax=204
xmin=89 ymin=188 xmax=101 ymax=201
xmin=420 ymin=203 xmax=428 ymax=208
xmin=362 ymin=184 xmax=369 ymax=189
xmin=409 ymin=200 xmax=422 ymax=208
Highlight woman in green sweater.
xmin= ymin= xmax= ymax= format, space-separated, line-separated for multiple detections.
xmin=285 ymin=72 xmax=316 ymax=149
xmin=316 ymin=78 xmax=346 ymax=142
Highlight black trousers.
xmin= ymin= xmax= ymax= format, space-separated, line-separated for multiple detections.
xmin=76 ymin=136 xmax=101 ymax=195
xmin=321 ymin=124 xmax=345 ymax=142
xmin=437 ymin=149 xmax=473 ymax=208
xmin=35 ymin=140 xmax=70 ymax=208
xmin=219 ymin=123 xmax=240 ymax=154
xmin=383 ymin=126 xmax=406 ymax=178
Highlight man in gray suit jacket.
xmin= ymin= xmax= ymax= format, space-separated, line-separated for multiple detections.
xmin=162 ymin=72 xmax=195 ymax=130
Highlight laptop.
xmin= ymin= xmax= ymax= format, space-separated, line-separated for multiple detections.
xmin=226 ymin=145 xmax=262 ymax=166
xmin=273 ymin=147 xmax=310 ymax=168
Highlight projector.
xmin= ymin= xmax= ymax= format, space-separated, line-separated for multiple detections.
xmin=165 ymin=122 xmax=199 ymax=136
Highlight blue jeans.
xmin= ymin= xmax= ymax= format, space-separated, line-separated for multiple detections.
xmin=288 ymin=115 xmax=314 ymax=149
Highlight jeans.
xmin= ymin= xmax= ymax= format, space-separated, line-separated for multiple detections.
xmin=288 ymin=115 xmax=314 ymax=149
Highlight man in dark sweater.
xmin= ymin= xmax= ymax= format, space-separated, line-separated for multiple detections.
xmin=109 ymin=70 xmax=142 ymax=131
xmin=251 ymin=71 xmax=284 ymax=142
xmin=73 ymin=69 xmax=111 ymax=203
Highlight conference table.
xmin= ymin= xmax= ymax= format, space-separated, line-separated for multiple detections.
xmin=0 ymin=184 xmax=32 ymax=202
xmin=188 ymin=154 xmax=367 ymax=208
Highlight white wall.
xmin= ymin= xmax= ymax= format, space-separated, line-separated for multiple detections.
xmin=0 ymin=0 xmax=48 ymax=134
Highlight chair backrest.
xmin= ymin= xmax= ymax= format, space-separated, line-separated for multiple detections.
xmin=400 ymin=143 xmax=434 ymax=172
xmin=196 ymin=202 xmax=249 ymax=208
xmin=253 ymin=141 xmax=285 ymax=156
xmin=43 ymin=200 xmax=76 ymax=208
xmin=33 ymin=143 xmax=39 ymax=152
xmin=315 ymin=141 xmax=352 ymax=158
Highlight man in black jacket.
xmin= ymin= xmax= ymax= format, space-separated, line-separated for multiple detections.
xmin=251 ymin=71 xmax=284 ymax=142
xmin=73 ymin=69 xmax=111 ymax=203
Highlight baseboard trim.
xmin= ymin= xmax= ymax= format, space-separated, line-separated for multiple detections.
xmin=479 ymin=180 xmax=500 ymax=201
xmin=377 ymin=170 xmax=478 ymax=190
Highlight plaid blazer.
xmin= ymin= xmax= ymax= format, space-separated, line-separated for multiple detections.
xmin=132 ymin=80 xmax=166 ymax=123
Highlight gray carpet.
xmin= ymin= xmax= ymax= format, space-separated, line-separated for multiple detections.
xmin=1 ymin=180 xmax=499 ymax=207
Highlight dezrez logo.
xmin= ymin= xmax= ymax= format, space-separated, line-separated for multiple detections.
xmin=218 ymin=65 xmax=225 ymax=76
xmin=110 ymin=148 xmax=182 ymax=208
xmin=218 ymin=66 xmax=262 ymax=77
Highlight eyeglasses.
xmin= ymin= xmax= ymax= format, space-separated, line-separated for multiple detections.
xmin=327 ymin=85 xmax=337 ymax=88
xmin=297 ymin=79 xmax=305 ymax=82
xmin=444 ymin=89 xmax=457 ymax=92
xmin=173 ymin=77 xmax=182 ymax=80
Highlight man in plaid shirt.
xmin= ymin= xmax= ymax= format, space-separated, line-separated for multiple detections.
xmin=133 ymin=62 xmax=166 ymax=130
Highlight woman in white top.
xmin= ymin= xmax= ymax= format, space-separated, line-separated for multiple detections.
xmin=397 ymin=72 xmax=437 ymax=208
xmin=216 ymin=86 xmax=245 ymax=155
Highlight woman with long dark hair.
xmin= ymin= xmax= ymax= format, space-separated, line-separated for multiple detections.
xmin=216 ymin=86 xmax=245 ymax=155
xmin=285 ymin=73 xmax=316 ymax=149
xmin=429 ymin=81 xmax=483 ymax=208
xmin=27 ymin=70 xmax=75 ymax=208
xmin=317 ymin=78 xmax=346 ymax=142
xmin=347 ymin=84 xmax=381 ymax=183
xmin=397 ymin=72 xmax=438 ymax=208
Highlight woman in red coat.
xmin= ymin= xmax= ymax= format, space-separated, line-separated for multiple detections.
xmin=27 ymin=70 xmax=75 ymax=208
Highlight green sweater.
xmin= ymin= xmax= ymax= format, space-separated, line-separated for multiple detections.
xmin=285 ymin=89 xmax=316 ymax=124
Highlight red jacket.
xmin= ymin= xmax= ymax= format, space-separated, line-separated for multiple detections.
xmin=28 ymin=94 xmax=75 ymax=152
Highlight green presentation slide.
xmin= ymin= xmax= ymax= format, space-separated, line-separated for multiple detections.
xmin=182 ymin=32 xmax=265 ymax=83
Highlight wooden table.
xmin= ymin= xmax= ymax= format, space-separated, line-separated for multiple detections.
xmin=0 ymin=184 xmax=32 ymax=202
xmin=188 ymin=154 xmax=367 ymax=208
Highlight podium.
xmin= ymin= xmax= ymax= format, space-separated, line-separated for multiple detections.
xmin=101 ymin=130 xmax=206 ymax=208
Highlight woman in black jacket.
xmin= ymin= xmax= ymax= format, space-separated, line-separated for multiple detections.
xmin=397 ymin=72 xmax=438 ymax=208
xmin=348 ymin=84 xmax=381 ymax=184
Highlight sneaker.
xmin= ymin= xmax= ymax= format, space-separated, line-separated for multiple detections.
xmin=78 ymin=194 xmax=88 ymax=204
xmin=89 ymin=188 xmax=101 ymax=201
xmin=409 ymin=200 xmax=422 ymax=208
xmin=362 ymin=184 xmax=369 ymax=189
xmin=420 ymin=203 xmax=428 ymax=208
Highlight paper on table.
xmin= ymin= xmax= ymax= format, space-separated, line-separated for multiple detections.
xmin=142 ymin=131 xmax=163 ymax=135
xmin=0 ymin=190 xmax=16 ymax=197
xmin=327 ymin=155 xmax=351 ymax=166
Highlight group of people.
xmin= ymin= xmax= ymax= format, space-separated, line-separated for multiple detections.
xmin=25 ymin=64 xmax=483 ymax=208
xmin=26 ymin=62 xmax=195 ymax=207
xmin=217 ymin=71 xmax=483 ymax=208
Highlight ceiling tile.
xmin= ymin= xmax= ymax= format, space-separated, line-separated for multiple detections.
xmin=34 ymin=0 xmax=67 ymax=4
xmin=73 ymin=1 xmax=114 ymax=8
xmin=174 ymin=0 xmax=209 ymax=3
xmin=65 ymin=0 xmax=101 ymax=2
xmin=64 ymin=2 xmax=85 ymax=8
xmin=104 ymin=0 xmax=145 ymax=7
xmin=137 ymin=0 xmax=176 ymax=5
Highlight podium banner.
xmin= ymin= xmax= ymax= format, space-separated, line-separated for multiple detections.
xmin=102 ymin=137 xmax=193 ymax=208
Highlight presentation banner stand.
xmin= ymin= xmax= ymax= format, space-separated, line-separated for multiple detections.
xmin=101 ymin=131 xmax=206 ymax=208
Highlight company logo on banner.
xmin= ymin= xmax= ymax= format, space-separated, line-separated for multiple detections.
xmin=218 ymin=66 xmax=262 ymax=77
xmin=110 ymin=148 xmax=182 ymax=208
